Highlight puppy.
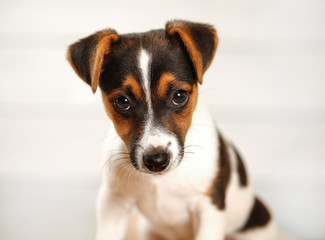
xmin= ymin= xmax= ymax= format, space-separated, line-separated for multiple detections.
xmin=67 ymin=20 xmax=278 ymax=240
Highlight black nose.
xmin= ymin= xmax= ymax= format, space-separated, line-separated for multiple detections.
xmin=143 ymin=150 xmax=170 ymax=172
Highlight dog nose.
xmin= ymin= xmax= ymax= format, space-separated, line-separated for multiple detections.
xmin=143 ymin=149 xmax=170 ymax=172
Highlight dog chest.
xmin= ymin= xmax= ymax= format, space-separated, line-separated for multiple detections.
xmin=134 ymin=174 xmax=199 ymax=230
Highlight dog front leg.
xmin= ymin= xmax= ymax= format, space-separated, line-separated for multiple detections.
xmin=193 ymin=196 xmax=226 ymax=240
xmin=95 ymin=185 xmax=134 ymax=240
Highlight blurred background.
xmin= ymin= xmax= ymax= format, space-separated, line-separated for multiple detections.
xmin=0 ymin=0 xmax=324 ymax=239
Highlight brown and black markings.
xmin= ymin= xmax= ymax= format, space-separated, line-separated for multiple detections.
xmin=209 ymin=133 xmax=231 ymax=210
xmin=66 ymin=29 xmax=119 ymax=93
xmin=66 ymin=20 xmax=218 ymax=171
xmin=208 ymin=135 xmax=249 ymax=209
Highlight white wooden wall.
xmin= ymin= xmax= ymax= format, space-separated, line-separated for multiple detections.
xmin=0 ymin=0 xmax=324 ymax=239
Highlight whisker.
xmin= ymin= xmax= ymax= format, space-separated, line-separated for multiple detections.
xmin=91 ymin=133 xmax=119 ymax=148
xmin=184 ymin=144 xmax=212 ymax=160
xmin=198 ymin=85 xmax=221 ymax=95
xmin=119 ymin=164 xmax=133 ymax=183
xmin=191 ymin=123 xmax=217 ymax=129
xmin=101 ymin=154 xmax=129 ymax=177
xmin=127 ymin=165 xmax=138 ymax=185
xmin=184 ymin=151 xmax=195 ymax=154
xmin=104 ymin=149 xmax=130 ymax=154
xmin=112 ymin=162 xmax=129 ymax=186
xmin=100 ymin=151 xmax=129 ymax=169
xmin=109 ymin=159 xmax=130 ymax=173
xmin=185 ymin=144 xmax=208 ymax=151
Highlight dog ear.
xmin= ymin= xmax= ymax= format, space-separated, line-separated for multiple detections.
xmin=66 ymin=29 xmax=119 ymax=93
xmin=166 ymin=20 xmax=218 ymax=84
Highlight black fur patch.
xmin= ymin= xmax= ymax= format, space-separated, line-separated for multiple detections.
xmin=240 ymin=198 xmax=271 ymax=231
xmin=69 ymin=33 xmax=99 ymax=85
xmin=210 ymin=133 xmax=231 ymax=210
xmin=233 ymin=145 xmax=248 ymax=187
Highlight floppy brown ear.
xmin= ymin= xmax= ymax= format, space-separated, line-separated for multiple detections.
xmin=66 ymin=29 xmax=119 ymax=93
xmin=166 ymin=20 xmax=218 ymax=84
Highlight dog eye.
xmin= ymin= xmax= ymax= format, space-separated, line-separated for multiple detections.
xmin=172 ymin=90 xmax=189 ymax=107
xmin=114 ymin=96 xmax=131 ymax=112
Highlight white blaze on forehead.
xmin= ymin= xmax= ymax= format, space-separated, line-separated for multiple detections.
xmin=138 ymin=49 xmax=155 ymax=147
xmin=138 ymin=49 xmax=154 ymax=143
xmin=139 ymin=49 xmax=152 ymax=116
xmin=138 ymin=49 xmax=153 ymax=146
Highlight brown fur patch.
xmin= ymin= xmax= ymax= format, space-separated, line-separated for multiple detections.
xmin=100 ymin=75 xmax=144 ymax=144
xmin=157 ymin=73 xmax=192 ymax=98
xmin=90 ymin=31 xmax=119 ymax=93
xmin=123 ymin=75 xmax=143 ymax=101
xmin=169 ymin=84 xmax=198 ymax=144
xmin=157 ymin=73 xmax=176 ymax=98
xmin=101 ymin=90 xmax=133 ymax=143
xmin=207 ymin=133 xmax=231 ymax=210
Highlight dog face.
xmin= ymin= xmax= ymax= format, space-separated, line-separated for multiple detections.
xmin=67 ymin=20 xmax=218 ymax=174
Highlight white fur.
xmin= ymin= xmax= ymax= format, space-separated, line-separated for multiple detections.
xmin=96 ymin=97 xmax=278 ymax=240
xmin=139 ymin=49 xmax=152 ymax=116
xmin=225 ymin=143 xmax=254 ymax=233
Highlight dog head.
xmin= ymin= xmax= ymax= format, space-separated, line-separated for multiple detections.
xmin=67 ymin=20 xmax=218 ymax=174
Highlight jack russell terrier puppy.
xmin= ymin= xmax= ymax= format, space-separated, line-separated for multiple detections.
xmin=67 ymin=20 xmax=279 ymax=240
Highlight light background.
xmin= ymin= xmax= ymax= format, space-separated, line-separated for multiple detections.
xmin=0 ymin=0 xmax=324 ymax=239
